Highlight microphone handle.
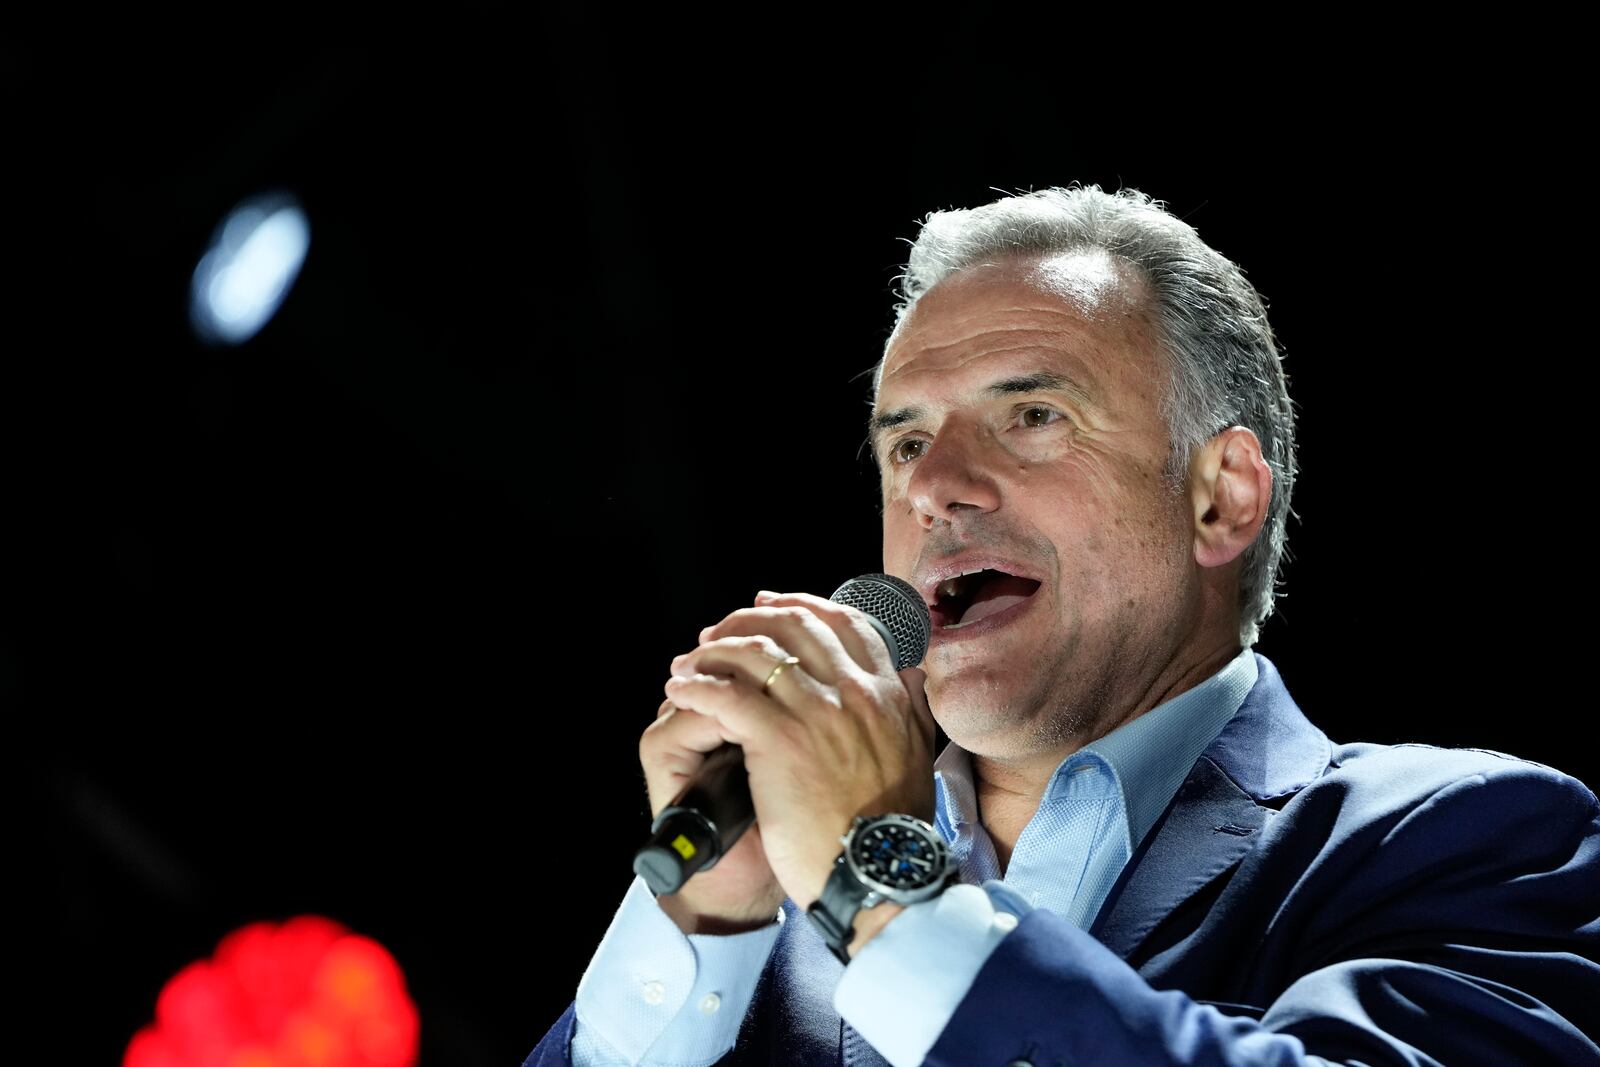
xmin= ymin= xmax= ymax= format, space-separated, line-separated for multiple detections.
xmin=630 ymin=573 xmax=927 ymax=895
xmin=633 ymin=743 xmax=755 ymax=895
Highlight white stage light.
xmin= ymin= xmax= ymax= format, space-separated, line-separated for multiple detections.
xmin=190 ymin=193 xmax=311 ymax=345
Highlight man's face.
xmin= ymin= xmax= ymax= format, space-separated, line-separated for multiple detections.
xmin=874 ymin=251 xmax=1204 ymax=760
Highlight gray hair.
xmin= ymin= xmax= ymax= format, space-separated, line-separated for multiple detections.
xmin=874 ymin=185 xmax=1297 ymax=648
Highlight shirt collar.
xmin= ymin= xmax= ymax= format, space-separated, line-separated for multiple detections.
xmin=933 ymin=647 xmax=1258 ymax=851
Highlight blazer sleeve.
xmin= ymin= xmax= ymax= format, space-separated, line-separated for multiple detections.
xmin=924 ymin=757 xmax=1600 ymax=1066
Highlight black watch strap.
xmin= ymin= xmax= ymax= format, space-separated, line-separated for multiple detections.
xmin=807 ymin=853 xmax=872 ymax=966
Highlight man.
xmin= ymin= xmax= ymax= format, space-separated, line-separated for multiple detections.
xmin=527 ymin=186 xmax=1600 ymax=1065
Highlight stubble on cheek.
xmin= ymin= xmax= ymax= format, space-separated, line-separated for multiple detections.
xmin=1029 ymin=699 xmax=1096 ymax=752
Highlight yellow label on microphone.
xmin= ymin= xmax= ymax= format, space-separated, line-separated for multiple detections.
xmin=671 ymin=834 xmax=697 ymax=860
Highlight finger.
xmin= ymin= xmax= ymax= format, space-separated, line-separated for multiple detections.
xmin=898 ymin=666 xmax=937 ymax=752
xmin=641 ymin=701 xmax=744 ymax=803
xmin=753 ymin=591 xmax=896 ymax=677
xmin=672 ymin=635 xmax=834 ymax=710
xmin=679 ymin=638 xmax=835 ymax=714
xmin=642 ymin=699 xmax=738 ymax=759
xmin=639 ymin=700 xmax=746 ymax=817
xmin=670 ymin=634 xmax=790 ymax=689
xmin=663 ymin=672 xmax=790 ymax=754
xmin=698 ymin=604 xmax=859 ymax=687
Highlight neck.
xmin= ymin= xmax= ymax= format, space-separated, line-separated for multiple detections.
xmin=971 ymin=640 xmax=1242 ymax=874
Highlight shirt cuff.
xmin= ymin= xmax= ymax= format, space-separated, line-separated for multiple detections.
xmin=833 ymin=881 xmax=1031 ymax=1067
xmin=572 ymin=875 xmax=783 ymax=1066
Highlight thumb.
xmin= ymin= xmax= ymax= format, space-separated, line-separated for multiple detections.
xmin=897 ymin=666 xmax=936 ymax=749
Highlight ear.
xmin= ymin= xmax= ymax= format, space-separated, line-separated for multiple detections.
xmin=1190 ymin=427 xmax=1273 ymax=569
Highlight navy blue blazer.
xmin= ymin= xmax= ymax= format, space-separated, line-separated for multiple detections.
xmin=527 ymin=655 xmax=1600 ymax=1064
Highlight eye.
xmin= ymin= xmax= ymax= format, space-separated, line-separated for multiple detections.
xmin=1017 ymin=405 xmax=1064 ymax=429
xmin=888 ymin=437 xmax=928 ymax=465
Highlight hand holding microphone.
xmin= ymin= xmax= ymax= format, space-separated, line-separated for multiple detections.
xmin=634 ymin=575 xmax=932 ymax=933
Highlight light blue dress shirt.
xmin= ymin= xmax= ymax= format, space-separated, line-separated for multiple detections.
xmin=571 ymin=647 xmax=1259 ymax=1066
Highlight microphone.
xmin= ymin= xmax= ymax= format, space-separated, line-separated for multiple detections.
xmin=632 ymin=573 xmax=932 ymax=895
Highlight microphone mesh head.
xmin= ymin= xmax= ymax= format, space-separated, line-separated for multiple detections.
xmin=829 ymin=573 xmax=931 ymax=670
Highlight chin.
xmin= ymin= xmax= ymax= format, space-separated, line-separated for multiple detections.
xmin=927 ymin=668 xmax=1024 ymax=722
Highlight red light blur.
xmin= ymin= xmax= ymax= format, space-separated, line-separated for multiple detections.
xmin=125 ymin=916 xmax=419 ymax=1067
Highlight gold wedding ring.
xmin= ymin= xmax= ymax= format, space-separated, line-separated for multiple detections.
xmin=762 ymin=655 xmax=802 ymax=694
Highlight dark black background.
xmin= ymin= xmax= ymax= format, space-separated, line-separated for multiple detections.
xmin=11 ymin=24 xmax=1592 ymax=1067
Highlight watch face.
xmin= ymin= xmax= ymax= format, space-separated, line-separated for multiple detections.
xmin=849 ymin=820 xmax=942 ymax=891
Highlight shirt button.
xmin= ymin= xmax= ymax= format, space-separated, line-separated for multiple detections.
xmin=698 ymin=992 xmax=722 ymax=1014
xmin=641 ymin=980 xmax=665 ymax=1005
xmin=993 ymin=912 xmax=1018 ymax=932
xmin=1004 ymin=1061 xmax=1035 ymax=1067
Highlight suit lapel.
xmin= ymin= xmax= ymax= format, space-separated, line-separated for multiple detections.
xmin=1089 ymin=654 xmax=1331 ymax=963
xmin=842 ymin=1021 xmax=891 ymax=1067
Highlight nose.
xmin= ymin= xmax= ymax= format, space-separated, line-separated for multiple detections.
xmin=905 ymin=420 xmax=1002 ymax=529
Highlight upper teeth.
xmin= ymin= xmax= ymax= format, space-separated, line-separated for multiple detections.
xmin=937 ymin=568 xmax=990 ymax=598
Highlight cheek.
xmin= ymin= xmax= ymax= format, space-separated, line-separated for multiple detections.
xmin=1017 ymin=453 xmax=1109 ymax=538
xmin=881 ymin=508 xmax=920 ymax=567
xmin=1027 ymin=454 xmax=1182 ymax=566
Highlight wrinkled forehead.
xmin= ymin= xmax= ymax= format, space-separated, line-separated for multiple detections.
xmin=877 ymin=249 xmax=1149 ymax=395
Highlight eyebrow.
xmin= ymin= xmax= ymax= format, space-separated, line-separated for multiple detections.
xmin=868 ymin=371 xmax=1097 ymax=454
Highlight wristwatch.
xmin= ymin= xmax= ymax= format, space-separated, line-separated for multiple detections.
xmin=806 ymin=813 xmax=959 ymax=965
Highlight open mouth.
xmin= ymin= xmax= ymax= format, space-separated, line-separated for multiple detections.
xmin=931 ymin=570 xmax=1043 ymax=629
